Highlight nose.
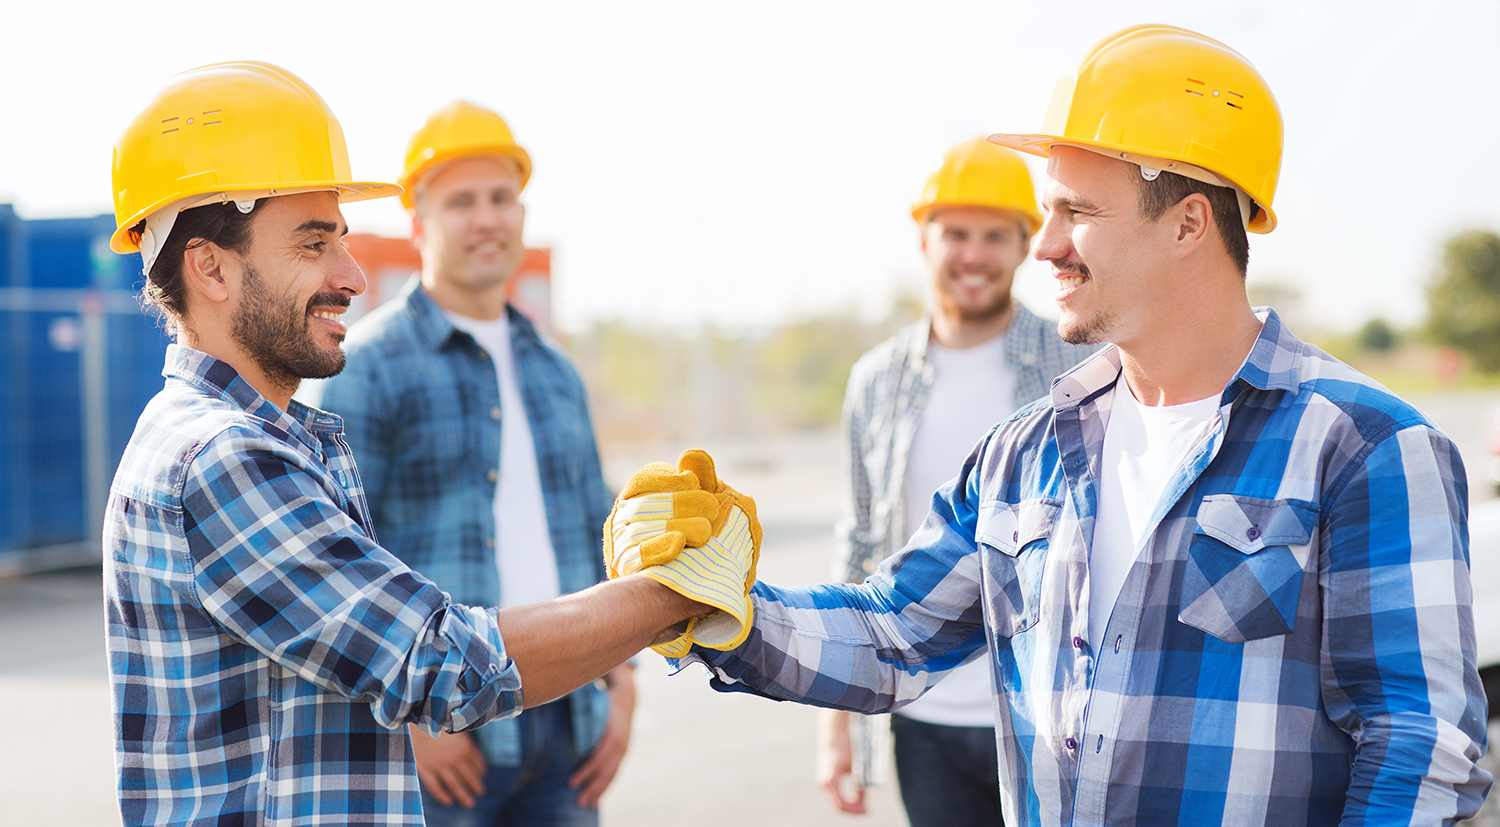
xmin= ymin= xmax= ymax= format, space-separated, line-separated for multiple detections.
xmin=1031 ymin=210 xmax=1067 ymax=263
xmin=330 ymin=242 xmax=367 ymax=297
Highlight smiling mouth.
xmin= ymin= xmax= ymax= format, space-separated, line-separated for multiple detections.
xmin=309 ymin=308 xmax=342 ymax=321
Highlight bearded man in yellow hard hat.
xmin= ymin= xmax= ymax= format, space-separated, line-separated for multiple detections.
xmin=316 ymin=101 xmax=634 ymax=826
xmin=814 ymin=138 xmax=1096 ymax=826
xmin=599 ymin=25 xmax=1493 ymax=825
xmin=103 ymin=64 xmax=712 ymax=827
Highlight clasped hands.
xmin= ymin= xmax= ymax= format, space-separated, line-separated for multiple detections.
xmin=603 ymin=449 xmax=762 ymax=657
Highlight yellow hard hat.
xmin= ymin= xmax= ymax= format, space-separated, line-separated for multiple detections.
xmin=111 ymin=61 xmax=400 ymax=262
xmin=989 ymin=24 xmax=1282 ymax=233
xmin=399 ymin=101 xmax=533 ymax=210
xmin=911 ymin=138 xmax=1042 ymax=231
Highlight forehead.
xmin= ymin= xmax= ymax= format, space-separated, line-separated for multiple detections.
xmin=250 ymin=191 xmax=345 ymax=238
xmin=927 ymin=205 xmax=1027 ymax=234
xmin=1042 ymin=146 xmax=1137 ymax=205
xmin=419 ymin=155 xmax=523 ymax=198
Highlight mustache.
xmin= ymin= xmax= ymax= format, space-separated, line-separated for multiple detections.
xmin=305 ymin=292 xmax=351 ymax=312
xmin=1047 ymin=257 xmax=1091 ymax=279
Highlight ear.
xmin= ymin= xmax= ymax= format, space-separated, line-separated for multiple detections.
xmin=1173 ymin=193 xmax=1212 ymax=255
xmin=181 ymin=239 xmax=233 ymax=305
xmin=409 ymin=208 xmax=425 ymax=252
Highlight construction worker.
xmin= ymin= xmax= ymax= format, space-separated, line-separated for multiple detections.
xmin=816 ymin=138 xmax=1096 ymax=824
xmin=606 ymin=24 xmax=1492 ymax=824
xmin=315 ymin=101 xmax=634 ymax=825
xmin=102 ymin=62 xmax=713 ymax=827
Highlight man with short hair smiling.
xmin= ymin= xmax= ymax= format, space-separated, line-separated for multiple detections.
xmin=816 ymin=138 xmax=1095 ymax=825
xmin=318 ymin=101 xmax=633 ymax=826
xmin=103 ymin=64 xmax=693 ymax=827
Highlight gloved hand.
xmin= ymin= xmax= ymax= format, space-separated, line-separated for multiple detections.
xmin=603 ymin=449 xmax=763 ymax=656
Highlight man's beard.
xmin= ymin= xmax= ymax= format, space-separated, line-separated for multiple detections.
xmin=937 ymin=268 xmax=1013 ymax=325
xmin=231 ymin=262 xmax=349 ymax=393
xmin=1050 ymin=257 xmax=1113 ymax=345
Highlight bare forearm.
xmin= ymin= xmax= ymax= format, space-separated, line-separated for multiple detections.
xmin=497 ymin=575 xmax=702 ymax=708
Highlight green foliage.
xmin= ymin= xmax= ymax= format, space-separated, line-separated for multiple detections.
xmin=564 ymin=305 xmax=919 ymax=444
xmin=1426 ymin=230 xmax=1500 ymax=371
xmin=1357 ymin=318 xmax=1397 ymax=352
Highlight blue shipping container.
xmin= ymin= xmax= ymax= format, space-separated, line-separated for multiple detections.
xmin=0 ymin=205 xmax=170 ymax=571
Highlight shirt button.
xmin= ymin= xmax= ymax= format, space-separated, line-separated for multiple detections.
xmin=1072 ymin=636 xmax=1085 ymax=649
xmin=1246 ymin=526 xmax=1261 ymax=541
xmin=1012 ymin=530 xmax=1019 ymax=542
xmin=1065 ymin=737 xmax=1077 ymax=751
xmin=490 ymin=406 xmax=502 ymax=421
xmin=487 ymin=468 xmax=498 ymax=483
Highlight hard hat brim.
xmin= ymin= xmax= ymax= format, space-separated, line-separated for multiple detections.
xmin=986 ymin=132 xmax=1276 ymax=233
xmin=110 ymin=180 xmax=402 ymax=255
xmin=398 ymin=145 xmax=533 ymax=210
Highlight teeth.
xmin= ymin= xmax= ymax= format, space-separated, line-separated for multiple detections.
xmin=1057 ymin=275 xmax=1085 ymax=287
xmin=310 ymin=310 xmax=340 ymax=321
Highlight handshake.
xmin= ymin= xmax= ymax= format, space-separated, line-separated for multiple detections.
xmin=603 ymin=449 xmax=763 ymax=658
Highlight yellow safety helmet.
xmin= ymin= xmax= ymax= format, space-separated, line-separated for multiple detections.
xmin=111 ymin=61 xmax=400 ymax=270
xmin=399 ymin=101 xmax=533 ymax=210
xmin=911 ymin=138 xmax=1043 ymax=232
xmin=989 ymin=24 xmax=1282 ymax=233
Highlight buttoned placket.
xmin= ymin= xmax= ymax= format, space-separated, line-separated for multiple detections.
xmin=1069 ymin=401 xmax=1230 ymax=825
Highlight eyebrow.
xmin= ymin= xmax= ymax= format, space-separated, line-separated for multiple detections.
xmin=1043 ymin=194 xmax=1101 ymax=213
xmin=292 ymin=219 xmax=348 ymax=237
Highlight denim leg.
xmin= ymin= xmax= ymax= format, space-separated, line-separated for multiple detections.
xmin=420 ymin=700 xmax=598 ymax=827
xmin=891 ymin=714 xmax=1005 ymax=827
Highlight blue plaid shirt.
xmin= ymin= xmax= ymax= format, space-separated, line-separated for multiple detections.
xmin=105 ymin=345 xmax=522 ymax=827
xmin=315 ymin=278 xmax=615 ymax=766
xmin=689 ymin=310 xmax=1492 ymax=826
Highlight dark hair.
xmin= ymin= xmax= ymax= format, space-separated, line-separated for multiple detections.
xmin=1136 ymin=171 xmax=1250 ymax=276
xmin=138 ymin=200 xmax=264 ymax=334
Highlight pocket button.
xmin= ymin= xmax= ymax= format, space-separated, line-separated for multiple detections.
xmin=1246 ymin=526 xmax=1261 ymax=541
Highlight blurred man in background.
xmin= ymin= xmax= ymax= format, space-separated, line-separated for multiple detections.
xmin=318 ymin=102 xmax=633 ymax=826
xmin=817 ymin=138 xmax=1096 ymax=825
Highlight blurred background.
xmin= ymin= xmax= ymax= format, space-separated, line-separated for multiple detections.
xmin=3 ymin=0 xmax=1500 ymax=823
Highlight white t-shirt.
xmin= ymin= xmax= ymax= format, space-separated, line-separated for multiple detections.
xmin=899 ymin=335 xmax=1015 ymax=727
xmin=444 ymin=310 xmax=562 ymax=609
xmin=1088 ymin=382 xmax=1218 ymax=650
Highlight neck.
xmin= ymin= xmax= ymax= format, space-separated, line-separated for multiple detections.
xmin=930 ymin=300 xmax=1015 ymax=349
xmin=1118 ymin=301 xmax=1261 ymax=407
xmin=179 ymin=327 xmax=297 ymax=410
xmin=421 ymin=269 xmax=508 ymax=321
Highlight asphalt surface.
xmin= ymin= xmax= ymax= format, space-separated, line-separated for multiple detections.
xmin=5 ymin=402 xmax=1500 ymax=825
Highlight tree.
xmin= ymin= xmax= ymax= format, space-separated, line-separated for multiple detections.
xmin=1357 ymin=318 xmax=1397 ymax=352
xmin=1426 ymin=230 xmax=1500 ymax=371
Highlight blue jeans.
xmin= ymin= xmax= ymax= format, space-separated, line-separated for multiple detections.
xmin=420 ymin=700 xmax=598 ymax=827
xmin=891 ymin=714 xmax=1004 ymax=827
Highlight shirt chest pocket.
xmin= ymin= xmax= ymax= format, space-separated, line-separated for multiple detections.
xmin=1179 ymin=494 xmax=1318 ymax=644
xmin=976 ymin=498 xmax=1060 ymax=638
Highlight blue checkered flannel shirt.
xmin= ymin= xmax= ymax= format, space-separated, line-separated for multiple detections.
xmin=687 ymin=309 xmax=1492 ymax=826
xmin=104 ymin=345 xmax=522 ymax=826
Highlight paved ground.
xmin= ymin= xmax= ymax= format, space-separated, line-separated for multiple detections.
xmin=5 ymin=394 xmax=1500 ymax=825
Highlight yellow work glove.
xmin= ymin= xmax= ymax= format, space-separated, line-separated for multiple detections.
xmin=603 ymin=449 xmax=763 ymax=656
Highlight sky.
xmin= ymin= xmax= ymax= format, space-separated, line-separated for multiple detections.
xmin=2 ymin=0 xmax=1497 ymax=334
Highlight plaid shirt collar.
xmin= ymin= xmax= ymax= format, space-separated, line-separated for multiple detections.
xmin=1049 ymin=307 xmax=1300 ymax=413
xmin=163 ymin=343 xmax=339 ymax=455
